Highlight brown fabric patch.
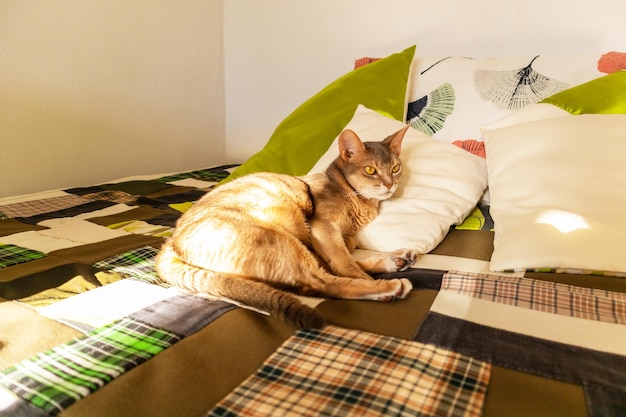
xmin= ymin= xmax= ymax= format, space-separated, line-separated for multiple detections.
xmin=51 ymin=234 xmax=163 ymax=266
xmin=0 ymin=218 xmax=48 ymax=237
xmin=0 ymin=302 xmax=81 ymax=369
xmin=430 ymin=229 xmax=494 ymax=261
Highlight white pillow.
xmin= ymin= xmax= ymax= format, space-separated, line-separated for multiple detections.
xmin=309 ymin=105 xmax=488 ymax=253
xmin=483 ymin=114 xmax=626 ymax=275
xmin=481 ymin=103 xmax=570 ymax=132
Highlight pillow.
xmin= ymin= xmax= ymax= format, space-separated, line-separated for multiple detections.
xmin=597 ymin=51 xmax=626 ymax=73
xmin=224 ymin=45 xmax=416 ymax=183
xmin=482 ymin=71 xmax=626 ymax=134
xmin=481 ymin=103 xmax=570 ymax=131
xmin=541 ymin=71 xmax=626 ymax=114
xmin=309 ymin=105 xmax=488 ymax=254
xmin=406 ymin=54 xmax=608 ymax=143
xmin=483 ymin=115 xmax=626 ymax=275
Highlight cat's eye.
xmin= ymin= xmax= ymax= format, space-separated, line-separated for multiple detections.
xmin=364 ymin=166 xmax=376 ymax=175
xmin=391 ymin=164 xmax=401 ymax=173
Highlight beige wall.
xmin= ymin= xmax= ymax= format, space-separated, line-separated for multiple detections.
xmin=3 ymin=0 xmax=625 ymax=197
xmin=0 ymin=1 xmax=225 ymax=197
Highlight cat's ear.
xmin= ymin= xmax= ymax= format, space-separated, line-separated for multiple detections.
xmin=383 ymin=125 xmax=410 ymax=156
xmin=338 ymin=129 xmax=366 ymax=162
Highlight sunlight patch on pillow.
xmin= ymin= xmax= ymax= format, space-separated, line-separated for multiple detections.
xmin=484 ymin=114 xmax=626 ymax=275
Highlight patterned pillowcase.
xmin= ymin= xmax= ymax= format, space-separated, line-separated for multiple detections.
xmin=404 ymin=53 xmax=622 ymax=144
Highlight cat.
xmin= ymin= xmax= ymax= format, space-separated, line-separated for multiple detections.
xmin=155 ymin=126 xmax=416 ymax=329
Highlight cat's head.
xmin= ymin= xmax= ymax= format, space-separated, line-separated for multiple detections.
xmin=337 ymin=126 xmax=408 ymax=201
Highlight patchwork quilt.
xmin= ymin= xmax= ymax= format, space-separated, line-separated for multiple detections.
xmin=0 ymin=165 xmax=624 ymax=417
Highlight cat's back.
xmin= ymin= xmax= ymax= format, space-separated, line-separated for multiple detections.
xmin=176 ymin=172 xmax=314 ymax=234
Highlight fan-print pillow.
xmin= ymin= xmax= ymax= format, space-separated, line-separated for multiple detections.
xmin=403 ymin=53 xmax=623 ymax=145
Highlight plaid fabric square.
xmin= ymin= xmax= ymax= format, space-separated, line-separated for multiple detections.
xmin=442 ymin=271 xmax=626 ymax=325
xmin=0 ymin=317 xmax=181 ymax=415
xmin=93 ymin=246 xmax=161 ymax=284
xmin=140 ymin=189 xmax=206 ymax=205
xmin=208 ymin=325 xmax=490 ymax=417
xmin=79 ymin=190 xmax=138 ymax=205
xmin=0 ymin=244 xmax=46 ymax=268
xmin=0 ymin=194 xmax=90 ymax=218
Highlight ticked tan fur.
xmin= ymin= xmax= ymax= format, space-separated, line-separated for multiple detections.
xmin=156 ymin=126 xmax=416 ymax=329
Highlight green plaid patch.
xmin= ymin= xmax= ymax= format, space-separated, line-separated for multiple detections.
xmin=0 ymin=317 xmax=181 ymax=415
xmin=209 ymin=325 xmax=490 ymax=417
xmin=0 ymin=244 xmax=46 ymax=268
xmin=93 ymin=246 xmax=160 ymax=284
xmin=156 ymin=165 xmax=237 ymax=184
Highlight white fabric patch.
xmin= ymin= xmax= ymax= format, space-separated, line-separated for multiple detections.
xmin=38 ymin=279 xmax=183 ymax=329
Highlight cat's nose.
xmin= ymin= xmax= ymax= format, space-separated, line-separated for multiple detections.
xmin=383 ymin=182 xmax=393 ymax=190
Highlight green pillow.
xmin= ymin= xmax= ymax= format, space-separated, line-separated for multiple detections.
xmin=541 ymin=71 xmax=626 ymax=114
xmin=224 ymin=45 xmax=416 ymax=183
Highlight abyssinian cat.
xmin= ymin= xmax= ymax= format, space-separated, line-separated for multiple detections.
xmin=156 ymin=126 xmax=416 ymax=329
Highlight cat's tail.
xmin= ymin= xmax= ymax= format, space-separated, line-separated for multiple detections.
xmin=155 ymin=241 xmax=325 ymax=329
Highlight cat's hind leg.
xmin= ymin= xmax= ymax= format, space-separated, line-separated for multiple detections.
xmin=156 ymin=240 xmax=325 ymax=329
xmin=354 ymin=249 xmax=418 ymax=274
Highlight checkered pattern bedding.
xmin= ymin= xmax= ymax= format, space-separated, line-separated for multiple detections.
xmin=209 ymin=326 xmax=489 ymax=417
xmin=0 ymin=164 xmax=624 ymax=417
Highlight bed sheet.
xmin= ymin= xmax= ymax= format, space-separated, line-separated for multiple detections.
xmin=0 ymin=165 xmax=625 ymax=417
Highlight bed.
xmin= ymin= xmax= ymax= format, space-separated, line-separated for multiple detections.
xmin=1 ymin=45 xmax=625 ymax=417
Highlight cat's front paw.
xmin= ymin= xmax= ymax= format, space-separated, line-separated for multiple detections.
xmin=373 ymin=278 xmax=412 ymax=301
xmin=391 ymin=249 xmax=418 ymax=272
